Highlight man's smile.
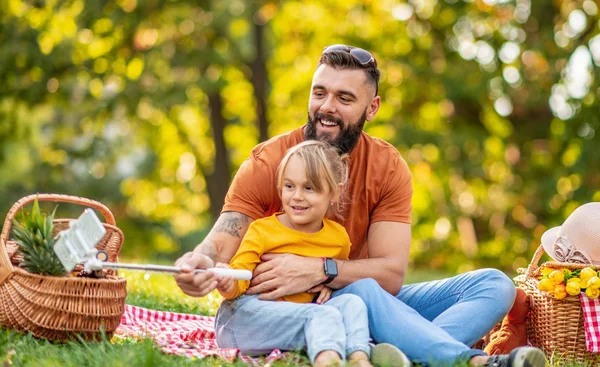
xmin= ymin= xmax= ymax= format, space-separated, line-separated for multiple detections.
xmin=314 ymin=112 xmax=343 ymax=130
xmin=320 ymin=119 xmax=338 ymax=127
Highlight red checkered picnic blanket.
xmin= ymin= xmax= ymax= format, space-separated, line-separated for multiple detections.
xmin=115 ymin=305 xmax=284 ymax=365
xmin=580 ymin=293 xmax=600 ymax=352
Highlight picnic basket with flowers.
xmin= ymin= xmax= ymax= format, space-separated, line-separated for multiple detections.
xmin=516 ymin=202 xmax=600 ymax=364
xmin=0 ymin=194 xmax=127 ymax=342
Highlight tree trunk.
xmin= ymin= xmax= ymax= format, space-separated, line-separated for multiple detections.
xmin=251 ymin=15 xmax=269 ymax=143
xmin=206 ymin=91 xmax=231 ymax=220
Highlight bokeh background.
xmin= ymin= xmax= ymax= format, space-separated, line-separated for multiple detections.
xmin=1 ymin=0 xmax=599 ymax=277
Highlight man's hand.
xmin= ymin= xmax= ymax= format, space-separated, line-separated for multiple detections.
xmin=174 ymin=251 xmax=218 ymax=297
xmin=173 ymin=212 xmax=252 ymax=298
xmin=246 ymin=253 xmax=324 ymax=300
xmin=308 ymin=284 xmax=332 ymax=304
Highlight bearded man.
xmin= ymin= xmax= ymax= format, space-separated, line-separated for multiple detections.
xmin=175 ymin=45 xmax=545 ymax=367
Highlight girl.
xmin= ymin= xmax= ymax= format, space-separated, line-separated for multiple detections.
xmin=215 ymin=140 xmax=391 ymax=367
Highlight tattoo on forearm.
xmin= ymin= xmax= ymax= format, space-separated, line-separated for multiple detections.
xmin=198 ymin=241 xmax=218 ymax=263
xmin=214 ymin=212 xmax=249 ymax=238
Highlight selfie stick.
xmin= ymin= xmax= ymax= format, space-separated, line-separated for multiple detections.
xmin=53 ymin=209 xmax=252 ymax=280
xmin=83 ymin=259 xmax=251 ymax=279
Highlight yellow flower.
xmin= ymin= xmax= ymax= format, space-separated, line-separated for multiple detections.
xmin=581 ymin=267 xmax=597 ymax=279
xmin=586 ymin=287 xmax=600 ymax=299
xmin=549 ymin=270 xmax=565 ymax=285
xmin=538 ymin=278 xmax=555 ymax=292
xmin=566 ymin=279 xmax=581 ymax=296
xmin=582 ymin=276 xmax=600 ymax=289
xmin=580 ymin=267 xmax=597 ymax=285
xmin=589 ymin=277 xmax=600 ymax=289
xmin=554 ymin=284 xmax=568 ymax=300
xmin=541 ymin=267 xmax=554 ymax=277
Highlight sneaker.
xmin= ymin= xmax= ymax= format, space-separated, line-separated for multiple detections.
xmin=484 ymin=346 xmax=546 ymax=367
xmin=370 ymin=343 xmax=412 ymax=367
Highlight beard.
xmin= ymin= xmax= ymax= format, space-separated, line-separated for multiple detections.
xmin=304 ymin=110 xmax=367 ymax=154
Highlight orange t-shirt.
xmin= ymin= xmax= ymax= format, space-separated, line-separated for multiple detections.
xmin=222 ymin=126 xmax=413 ymax=260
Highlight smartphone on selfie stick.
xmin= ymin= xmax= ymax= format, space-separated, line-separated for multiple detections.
xmin=53 ymin=209 xmax=252 ymax=280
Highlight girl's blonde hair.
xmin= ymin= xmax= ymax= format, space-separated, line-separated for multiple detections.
xmin=276 ymin=140 xmax=349 ymax=221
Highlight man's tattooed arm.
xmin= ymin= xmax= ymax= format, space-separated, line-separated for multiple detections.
xmin=194 ymin=240 xmax=218 ymax=264
xmin=213 ymin=212 xmax=250 ymax=238
xmin=193 ymin=212 xmax=252 ymax=264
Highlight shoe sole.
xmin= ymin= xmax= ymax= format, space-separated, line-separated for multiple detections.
xmin=508 ymin=347 xmax=546 ymax=367
xmin=370 ymin=343 xmax=411 ymax=367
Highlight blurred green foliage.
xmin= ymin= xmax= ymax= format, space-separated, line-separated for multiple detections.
xmin=1 ymin=0 xmax=599 ymax=275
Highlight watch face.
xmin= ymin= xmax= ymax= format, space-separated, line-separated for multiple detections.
xmin=325 ymin=259 xmax=338 ymax=276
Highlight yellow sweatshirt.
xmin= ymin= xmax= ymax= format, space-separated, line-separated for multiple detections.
xmin=219 ymin=213 xmax=351 ymax=303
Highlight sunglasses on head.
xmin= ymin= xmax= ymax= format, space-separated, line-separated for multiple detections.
xmin=322 ymin=44 xmax=376 ymax=66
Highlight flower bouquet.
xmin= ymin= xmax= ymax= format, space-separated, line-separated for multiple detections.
xmin=537 ymin=266 xmax=600 ymax=300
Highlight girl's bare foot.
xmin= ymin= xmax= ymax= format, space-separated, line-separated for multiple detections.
xmin=348 ymin=350 xmax=373 ymax=367
xmin=314 ymin=350 xmax=343 ymax=367
xmin=348 ymin=351 xmax=373 ymax=367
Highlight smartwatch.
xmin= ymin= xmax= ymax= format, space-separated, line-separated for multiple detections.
xmin=322 ymin=258 xmax=338 ymax=284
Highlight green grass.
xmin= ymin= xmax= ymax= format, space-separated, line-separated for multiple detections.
xmin=0 ymin=331 xmax=307 ymax=367
xmin=0 ymin=333 xmax=222 ymax=367
xmin=0 ymin=270 xmax=591 ymax=366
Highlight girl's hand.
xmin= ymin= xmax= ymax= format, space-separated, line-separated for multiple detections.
xmin=215 ymin=262 xmax=234 ymax=294
xmin=315 ymin=285 xmax=332 ymax=304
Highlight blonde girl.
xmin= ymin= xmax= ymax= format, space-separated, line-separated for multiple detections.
xmin=214 ymin=140 xmax=381 ymax=367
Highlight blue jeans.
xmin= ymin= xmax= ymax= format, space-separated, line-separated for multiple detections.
xmin=333 ymin=268 xmax=516 ymax=366
xmin=215 ymin=293 xmax=371 ymax=363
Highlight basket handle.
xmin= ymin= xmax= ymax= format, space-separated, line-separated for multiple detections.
xmin=0 ymin=194 xmax=117 ymax=245
xmin=525 ymin=244 xmax=546 ymax=278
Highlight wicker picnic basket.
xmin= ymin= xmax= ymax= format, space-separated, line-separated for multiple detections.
xmin=0 ymin=194 xmax=127 ymax=342
xmin=516 ymin=244 xmax=600 ymax=364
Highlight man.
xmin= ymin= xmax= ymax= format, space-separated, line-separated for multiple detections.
xmin=175 ymin=45 xmax=545 ymax=367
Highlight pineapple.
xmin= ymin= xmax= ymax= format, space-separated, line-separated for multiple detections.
xmin=10 ymin=198 xmax=67 ymax=276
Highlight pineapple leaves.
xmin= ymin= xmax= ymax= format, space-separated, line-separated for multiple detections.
xmin=32 ymin=199 xmax=44 ymax=234
xmin=42 ymin=207 xmax=56 ymax=247
xmin=10 ymin=198 xmax=67 ymax=276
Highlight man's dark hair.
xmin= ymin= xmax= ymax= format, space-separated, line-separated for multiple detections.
xmin=318 ymin=51 xmax=380 ymax=96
